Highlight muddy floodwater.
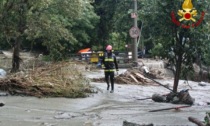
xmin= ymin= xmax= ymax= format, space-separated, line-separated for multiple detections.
xmin=0 ymin=69 xmax=210 ymax=126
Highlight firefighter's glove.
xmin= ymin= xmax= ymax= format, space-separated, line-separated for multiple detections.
xmin=116 ymin=69 xmax=119 ymax=75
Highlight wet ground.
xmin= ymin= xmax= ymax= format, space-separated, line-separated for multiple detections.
xmin=0 ymin=69 xmax=210 ymax=126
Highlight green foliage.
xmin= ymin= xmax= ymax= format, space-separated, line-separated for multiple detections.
xmin=93 ymin=0 xmax=122 ymax=49
xmin=0 ymin=0 xmax=209 ymax=66
xmin=107 ymin=32 xmax=127 ymax=51
xmin=136 ymin=0 xmax=210 ymax=91
xmin=149 ymin=43 xmax=163 ymax=57
xmin=25 ymin=0 xmax=83 ymax=60
xmin=0 ymin=0 xmax=99 ymax=61
xmin=148 ymin=0 xmax=209 ymax=62
xmin=0 ymin=0 xmax=29 ymax=42
xmin=71 ymin=0 xmax=100 ymax=51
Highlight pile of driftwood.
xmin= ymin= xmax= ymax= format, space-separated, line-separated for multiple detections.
xmin=92 ymin=68 xmax=162 ymax=85
xmin=0 ymin=62 xmax=92 ymax=98
xmin=115 ymin=69 xmax=152 ymax=85
xmin=0 ymin=77 xmax=49 ymax=97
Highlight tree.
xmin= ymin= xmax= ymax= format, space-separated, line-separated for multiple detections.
xmin=93 ymin=0 xmax=121 ymax=50
xmin=149 ymin=0 xmax=210 ymax=92
xmin=71 ymin=0 xmax=100 ymax=51
xmin=26 ymin=0 xmax=99 ymax=58
xmin=26 ymin=0 xmax=83 ymax=60
xmin=0 ymin=0 xmax=32 ymax=72
xmin=0 ymin=0 xmax=84 ymax=71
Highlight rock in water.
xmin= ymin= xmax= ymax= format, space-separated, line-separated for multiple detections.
xmin=122 ymin=120 xmax=153 ymax=126
xmin=0 ymin=102 xmax=5 ymax=107
xmin=178 ymin=90 xmax=195 ymax=105
xmin=152 ymin=93 xmax=165 ymax=102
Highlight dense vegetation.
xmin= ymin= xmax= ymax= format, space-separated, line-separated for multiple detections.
xmin=0 ymin=0 xmax=210 ymax=92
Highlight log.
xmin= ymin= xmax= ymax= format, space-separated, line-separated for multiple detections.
xmin=188 ymin=117 xmax=205 ymax=126
xmin=136 ymin=97 xmax=152 ymax=100
xmin=130 ymin=74 xmax=139 ymax=83
xmin=135 ymin=73 xmax=147 ymax=80
xmin=149 ymin=105 xmax=191 ymax=112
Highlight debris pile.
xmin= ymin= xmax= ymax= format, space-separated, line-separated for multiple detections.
xmin=0 ymin=62 xmax=93 ymax=98
xmin=152 ymin=89 xmax=195 ymax=105
xmin=92 ymin=68 xmax=164 ymax=85
xmin=115 ymin=70 xmax=151 ymax=84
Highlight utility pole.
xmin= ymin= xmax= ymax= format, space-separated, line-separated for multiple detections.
xmin=133 ymin=0 xmax=138 ymax=66
xmin=129 ymin=0 xmax=139 ymax=66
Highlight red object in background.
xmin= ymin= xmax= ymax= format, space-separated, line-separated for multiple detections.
xmin=78 ymin=48 xmax=91 ymax=53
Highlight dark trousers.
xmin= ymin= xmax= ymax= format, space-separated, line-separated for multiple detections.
xmin=105 ymin=71 xmax=114 ymax=90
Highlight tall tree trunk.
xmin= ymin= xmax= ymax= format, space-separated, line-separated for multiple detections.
xmin=173 ymin=32 xmax=184 ymax=93
xmin=11 ymin=0 xmax=26 ymax=73
xmin=11 ymin=37 xmax=21 ymax=72
xmin=173 ymin=54 xmax=182 ymax=93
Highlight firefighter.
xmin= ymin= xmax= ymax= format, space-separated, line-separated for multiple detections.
xmin=101 ymin=45 xmax=118 ymax=93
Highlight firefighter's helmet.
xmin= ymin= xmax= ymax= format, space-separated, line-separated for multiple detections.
xmin=106 ymin=45 xmax=112 ymax=51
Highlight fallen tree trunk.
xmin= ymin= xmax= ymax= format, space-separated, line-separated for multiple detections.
xmin=188 ymin=117 xmax=205 ymax=126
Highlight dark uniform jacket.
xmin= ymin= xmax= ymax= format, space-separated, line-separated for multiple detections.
xmin=101 ymin=52 xmax=118 ymax=72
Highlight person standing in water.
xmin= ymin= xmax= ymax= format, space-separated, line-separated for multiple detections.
xmin=101 ymin=45 xmax=118 ymax=93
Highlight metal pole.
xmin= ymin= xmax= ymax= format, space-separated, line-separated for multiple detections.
xmin=132 ymin=0 xmax=138 ymax=66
